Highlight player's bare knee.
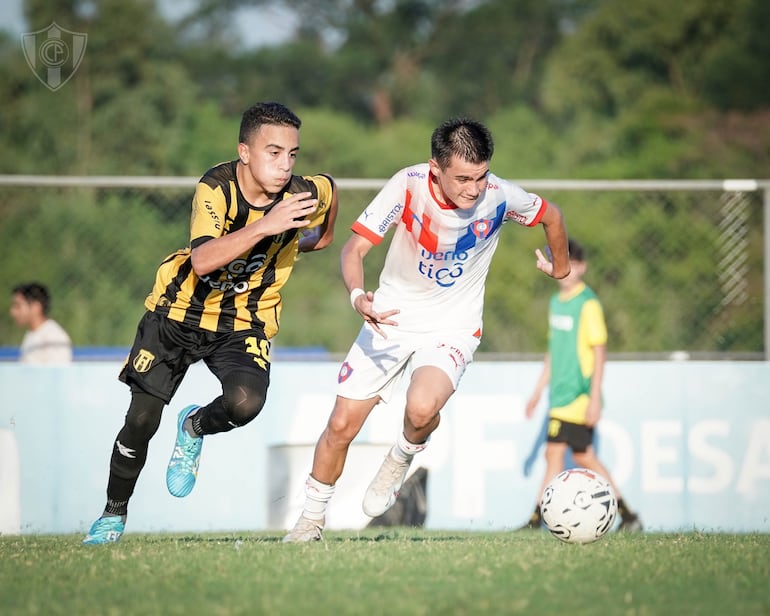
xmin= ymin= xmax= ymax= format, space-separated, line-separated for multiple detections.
xmin=405 ymin=410 xmax=438 ymax=433
xmin=406 ymin=394 xmax=441 ymax=422
xmin=325 ymin=414 xmax=359 ymax=443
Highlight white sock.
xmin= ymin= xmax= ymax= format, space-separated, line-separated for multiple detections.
xmin=302 ymin=475 xmax=335 ymax=521
xmin=391 ymin=431 xmax=428 ymax=463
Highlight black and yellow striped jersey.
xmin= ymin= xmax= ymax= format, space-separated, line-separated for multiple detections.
xmin=145 ymin=160 xmax=334 ymax=337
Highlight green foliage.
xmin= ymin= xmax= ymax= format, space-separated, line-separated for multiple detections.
xmin=537 ymin=0 xmax=769 ymax=178
xmin=0 ymin=187 xmax=188 ymax=347
xmin=698 ymin=0 xmax=770 ymax=111
xmin=297 ymin=109 xmax=433 ymax=177
xmin=0 ymin=0 xmax=767 ymax=354
xmin=487 ymin=106 xmax=562 ymax=178
xmin=541 ymin=0 xmax=734 ymax=118
xmin=0 ymin=168 xmax=764 ymax=356
xmin=169 ymin=101 xmax=238 ymax=174
xmin=3 ymin=0 xmax=210 ymax=175
xmin=4 ymin=0 xmax=768 ymax=176
xmin=426 ymin=0 xmax=561 ymax=118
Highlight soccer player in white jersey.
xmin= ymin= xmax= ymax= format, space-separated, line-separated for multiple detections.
xmin=284 ymin=117 xmax=570 ymax=541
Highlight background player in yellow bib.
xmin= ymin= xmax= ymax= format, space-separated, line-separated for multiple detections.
xmin=519 ymin=238 xmax=642 ymax=532
xmin=83 ymin=102 xmax=338 ymax=544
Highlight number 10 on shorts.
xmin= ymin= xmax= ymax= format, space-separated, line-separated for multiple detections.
xmin=245 ymin=336 xmax=270 ymax=370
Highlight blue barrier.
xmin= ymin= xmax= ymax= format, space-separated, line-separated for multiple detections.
xmin=1 ymin=361 xmax=768 ymax=535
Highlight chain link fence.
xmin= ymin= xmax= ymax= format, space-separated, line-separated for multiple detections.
xmin=0 ymin=176 xmax=767 ymax=360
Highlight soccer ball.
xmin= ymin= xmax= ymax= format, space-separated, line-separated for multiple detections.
xmin=540 ymin=468 xmax=617 ymax=544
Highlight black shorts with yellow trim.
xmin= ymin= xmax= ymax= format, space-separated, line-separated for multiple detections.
xmin=119 ymin=310 xmax=271 ymax=404
xmin=546 ymin=417 xmax=594 ymax=453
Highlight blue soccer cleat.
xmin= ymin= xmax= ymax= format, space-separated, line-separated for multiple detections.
xmin=166 ymin=405 xmax=204 ymax=498
xmin=82 ymin=515 xmax=125 ymax=545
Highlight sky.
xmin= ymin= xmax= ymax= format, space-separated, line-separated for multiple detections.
xmin=0 ymin=0 xmax=296 ymax=49
xmin=0 ymin=0 xmax=23 ymax=34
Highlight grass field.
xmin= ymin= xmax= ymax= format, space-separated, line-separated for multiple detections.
xmin=1 ymin=529 xmax=767 ymax=615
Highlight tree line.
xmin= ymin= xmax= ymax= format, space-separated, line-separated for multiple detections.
xmin=1 ymin=0 xmax=767 ymax=178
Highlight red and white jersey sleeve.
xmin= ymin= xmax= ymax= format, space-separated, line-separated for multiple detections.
xmin=351 ymin=163 xmax=546 ymax=335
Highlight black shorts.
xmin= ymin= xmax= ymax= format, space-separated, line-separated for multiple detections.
xmin=546 ymin=418 xmax=594 ymax=453
xmin=119 ymin=311 xmax=271 ymax=404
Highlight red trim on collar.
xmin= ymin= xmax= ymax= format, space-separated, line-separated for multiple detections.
xmin=428 ymin=172 xmax=458 ymax=210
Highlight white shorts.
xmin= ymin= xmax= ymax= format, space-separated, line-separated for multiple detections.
xmin=335 ymin=324 xmax=480 ymax=402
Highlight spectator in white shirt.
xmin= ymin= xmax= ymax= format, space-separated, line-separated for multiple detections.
xmin=10 ymin=282 xmax=72 ymax=364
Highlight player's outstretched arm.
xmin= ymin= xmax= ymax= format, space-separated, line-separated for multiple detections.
xmin=341 ymin=233 xmax=399 ymax=338
xmin=585 ymin=344 xmax=606 ymax=427
xmin=537 ymin=201 xmax=570 ymax=279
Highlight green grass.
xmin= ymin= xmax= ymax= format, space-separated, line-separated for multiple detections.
xmin=1 ymin=529 xmax=768 ymax=615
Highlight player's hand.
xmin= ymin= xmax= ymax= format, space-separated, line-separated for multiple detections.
xmin=260 ymin=192 xmax=318 ymax=236
xmin=535 ymin=247 xmax=555 ymax=276
xmin=352 ymin=291 xmax=399 ymax=339
xmin=585 ymin=398 xmax=601 ymax=427
xmin=524 ymin=394 xmax=539 ymax=418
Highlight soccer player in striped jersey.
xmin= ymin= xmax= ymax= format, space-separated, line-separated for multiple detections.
xmin=84 ymin=102 xmax=338 ymax=544
xmin=284 ymin=116 xmax=570 ymax=541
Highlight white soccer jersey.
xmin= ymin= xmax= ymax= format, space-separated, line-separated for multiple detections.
xmin=352 ymin=163 xmax=546 ymax=336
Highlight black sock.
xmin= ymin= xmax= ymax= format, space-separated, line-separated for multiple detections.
xmin=103 ymin=499 xmax=128 ymax=521
xmin=618 ymin=498 xmax=633 ymax=517
xmin=190 ymin=412 xmax=204 ymax=437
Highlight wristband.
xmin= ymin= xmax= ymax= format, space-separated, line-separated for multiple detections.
xmin=350 ymin=288 xmax=365 ymax=309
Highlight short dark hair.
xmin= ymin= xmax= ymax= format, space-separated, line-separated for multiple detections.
xmin=431 ymin=117 xmax=494 ymax=169
xmin=568 ymin=238 xmax=586 ymax=262
xmin=13 ymin=282 xmax=51 ymax=315
xmin=239 ymin=102 xmax=302 ymax=144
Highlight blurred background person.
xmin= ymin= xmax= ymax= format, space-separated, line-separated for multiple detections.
xmin=518 ymin=239 xmax=642 ymax=532
xmin=9 ymin=282 xmax=72 ymax=364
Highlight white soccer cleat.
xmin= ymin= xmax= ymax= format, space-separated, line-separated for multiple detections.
xmin=282 ymin=515 xmax=324 ymax=543
xmin=362 ymin=448 xmax=412 ymax=517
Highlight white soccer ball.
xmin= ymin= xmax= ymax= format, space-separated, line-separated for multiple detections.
xmin=540 ymin=468 xmax=617 ymax=544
